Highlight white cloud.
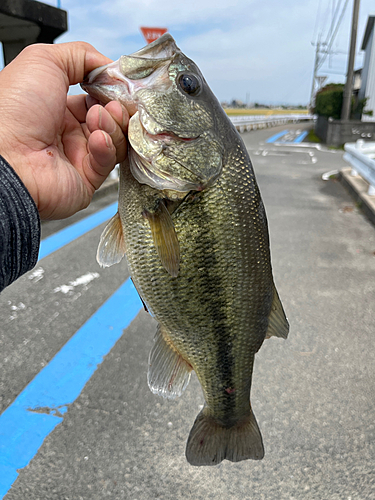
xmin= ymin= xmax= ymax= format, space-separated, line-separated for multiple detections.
xmin=57 ymin=0 xmax=375 ymax=104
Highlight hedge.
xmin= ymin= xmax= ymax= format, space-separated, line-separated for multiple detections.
xmin=314 ymin=84 xmax=344 ymax=120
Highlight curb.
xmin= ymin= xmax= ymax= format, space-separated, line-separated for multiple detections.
xmin=339 ymin=167 xmax=375 ymax=227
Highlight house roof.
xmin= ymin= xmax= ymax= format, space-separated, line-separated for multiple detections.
xmin=361 ymin=15 xmax=375 ymax=50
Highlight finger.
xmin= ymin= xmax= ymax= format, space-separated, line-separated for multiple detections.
xmin=81 ymin=122 xmax=90 ymax=141
xmin=104 ymin=101 xmax=129 ymax=133
xmin=49 ymin=41 xmax=113 ymax=87
xmin=83 ymin=129 xmax=117 ymax=191
xmin=102 ymin=102 xmax=129 ymax=163
xmin=67 ymin=94 xmax=88 ymax=123
xmin=86 ymin=103 xmax=128 ymax=163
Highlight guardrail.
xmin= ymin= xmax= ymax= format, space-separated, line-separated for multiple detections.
xmin=343 ymin=140 xmax=375 ymax=196
xmin=228 ymin=114 xmax=314 ymax=133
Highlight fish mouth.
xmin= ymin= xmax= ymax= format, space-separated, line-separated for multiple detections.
xmin=82 ymin=64 xmax=129 ymax=91
xmin=81 ymin=34 xmax=180 ymax=113
xmin=141 ymin=118 xmax=199 ymax=145
xmin=146 ymin=131 xmax=197 ymax=143
xmin=81 ymin=62 xmax=137 ymax=113
xmin=137 ymin=104 xmax=199 ymax=143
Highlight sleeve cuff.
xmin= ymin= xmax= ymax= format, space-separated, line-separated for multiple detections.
xmin=0 ymin=155 xmax=41 ymax=292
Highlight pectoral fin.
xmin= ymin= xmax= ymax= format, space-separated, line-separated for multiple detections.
xmin=96 ymin=212 xmax=126 ymax=267
xmin=265 ymin=284 xmax=289 ymax=339
xmin=143 ymin=200 xmax=180 ymax=277
xmin=148 ymin=325 xmax=192 ymax=400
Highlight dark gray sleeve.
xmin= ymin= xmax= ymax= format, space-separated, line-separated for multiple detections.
xmin=0 ymin=155 xmax=40 ymax=292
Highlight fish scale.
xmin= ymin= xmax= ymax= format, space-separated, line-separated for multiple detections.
xmin=81 ymin=33 xmax=289 ymax=466
xmin=120 ymin=135 xmax=273 ymax=448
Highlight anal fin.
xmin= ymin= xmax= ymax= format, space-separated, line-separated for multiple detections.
xmin=147 ymin=325 xmax=192 ymax=400
xmin=96 ymin=212 xmax=126 ymax=267
xmin=265 ymin=284 xmax=289 ymax=339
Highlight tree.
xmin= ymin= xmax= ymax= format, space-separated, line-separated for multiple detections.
xmin=314 ymin=84 xmax=344 ymax=120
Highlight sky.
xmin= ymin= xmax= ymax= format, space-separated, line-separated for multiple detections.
xmin=5 ymin=0 xmax=375 ymax=105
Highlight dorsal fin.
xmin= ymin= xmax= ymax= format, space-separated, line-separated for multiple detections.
xmin=265 ymin=285 xmax=289 ymax=339
xmin=96 ymin=212 xmax=126 ymax=267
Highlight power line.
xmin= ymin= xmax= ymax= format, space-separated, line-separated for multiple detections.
xmin=317 ymin=0 xmax=350 ymax=70
xmin=312 ymin=0 xmax=323 ymax=43
xmin=325 ymin=0 xmax=343 ymax=45
xmin=310 ymin=0 xmax=352 ymax=108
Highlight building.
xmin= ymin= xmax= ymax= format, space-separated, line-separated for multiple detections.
xmin=0 ymin=0 xmax=67 ymax=66
xmin=358 ymin=15 xmax=375 ymax=121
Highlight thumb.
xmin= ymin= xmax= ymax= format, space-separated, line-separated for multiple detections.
xmin=37 ymin=41 xmax=113 ymax=88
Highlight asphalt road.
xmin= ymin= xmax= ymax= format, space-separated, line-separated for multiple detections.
xmin=1 ymin=122 xmax=374 ymax=499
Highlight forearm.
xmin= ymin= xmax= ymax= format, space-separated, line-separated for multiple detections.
xmin=0 ymin=155 xmax=40 ymax=292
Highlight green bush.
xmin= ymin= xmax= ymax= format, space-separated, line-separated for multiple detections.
xmin=314 ymin=84 xmax=344 ymax=119
xmin=354 ymin=97 xmax=373 ymax=118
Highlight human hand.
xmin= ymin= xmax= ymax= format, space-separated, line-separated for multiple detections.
xmin=0 ymin=42 xmax=128 ymax=220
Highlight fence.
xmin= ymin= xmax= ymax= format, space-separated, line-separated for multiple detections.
xmin=228 ymin=114 xmax=314 ymax=133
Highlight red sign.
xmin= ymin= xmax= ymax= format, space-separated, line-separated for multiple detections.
xmin=140 ymin=27 xmax=168 ymax=44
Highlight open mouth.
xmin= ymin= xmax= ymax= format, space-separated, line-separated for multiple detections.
xmin=145 ymin=130 xmax=199 ymax=144
xmin=137 ymin=108 xmax=199 ymax=144
xmin=81 ymin=61 xmax=137 ymax=112
xmin=82 ymin=63 xmax=130 ymax=89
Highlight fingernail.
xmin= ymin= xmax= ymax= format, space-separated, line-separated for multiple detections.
xmin=98 ymin=106 xmax=103 ymax=129
xmin=100 ymin=106 xmax=117 ymax=134
xmin=101 ymin=130 xmax=111 ymax=149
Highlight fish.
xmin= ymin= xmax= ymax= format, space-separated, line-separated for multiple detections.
xmin=81 ymin=34 xmax=289 ymax=466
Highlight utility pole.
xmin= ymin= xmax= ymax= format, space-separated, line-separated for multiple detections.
xmin=309 ymin=40 xmax=328 ymax=110
xmin=341 ymin=0 xmax=361 ymax=120
xmin=309 ymin=41 xmax=321 ymax=110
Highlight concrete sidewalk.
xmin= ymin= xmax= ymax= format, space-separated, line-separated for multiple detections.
xmin=339 ymin=167 xmax=375 ymax=226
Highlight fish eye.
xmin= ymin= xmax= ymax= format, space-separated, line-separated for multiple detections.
xmin=178 ymin=74 xmax=201 ymax=96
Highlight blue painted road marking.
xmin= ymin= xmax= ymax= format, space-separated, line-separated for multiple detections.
xmin=293 ymin=131 xmax=308 ymax=143
xmin=266 ymin=130 xmax=289 ymax=143
xmin=38 ymin=201 xmax=117 ymax=261
xmin=0 ymin=278 xmax=143 ymax=498
xmin=266 ymin=129 xmax=308 ymax=144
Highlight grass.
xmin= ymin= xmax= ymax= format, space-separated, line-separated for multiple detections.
xmin=305 ymin=129 xmax=321 ymax=143
xmin=305 ymin=129 xmax=346 ymax=149
xmin=224 ymin=108 xmax=309 ymax=116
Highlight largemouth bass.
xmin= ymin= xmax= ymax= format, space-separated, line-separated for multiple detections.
xmin=81 ymin=34 xmax=289 ymax=466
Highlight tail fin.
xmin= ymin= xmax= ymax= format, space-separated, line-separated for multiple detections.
xmin=185 ymin=408 xmax=264 ymax=466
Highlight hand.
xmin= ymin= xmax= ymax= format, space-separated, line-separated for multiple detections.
xmin=0 ymin=42 xmax=128 ymax=220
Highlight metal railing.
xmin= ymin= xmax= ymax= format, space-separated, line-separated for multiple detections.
xmin=228 ymin=114 xmax=314 ymax=133
xmin=343 ymin=140 xmax=375 ymax=196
